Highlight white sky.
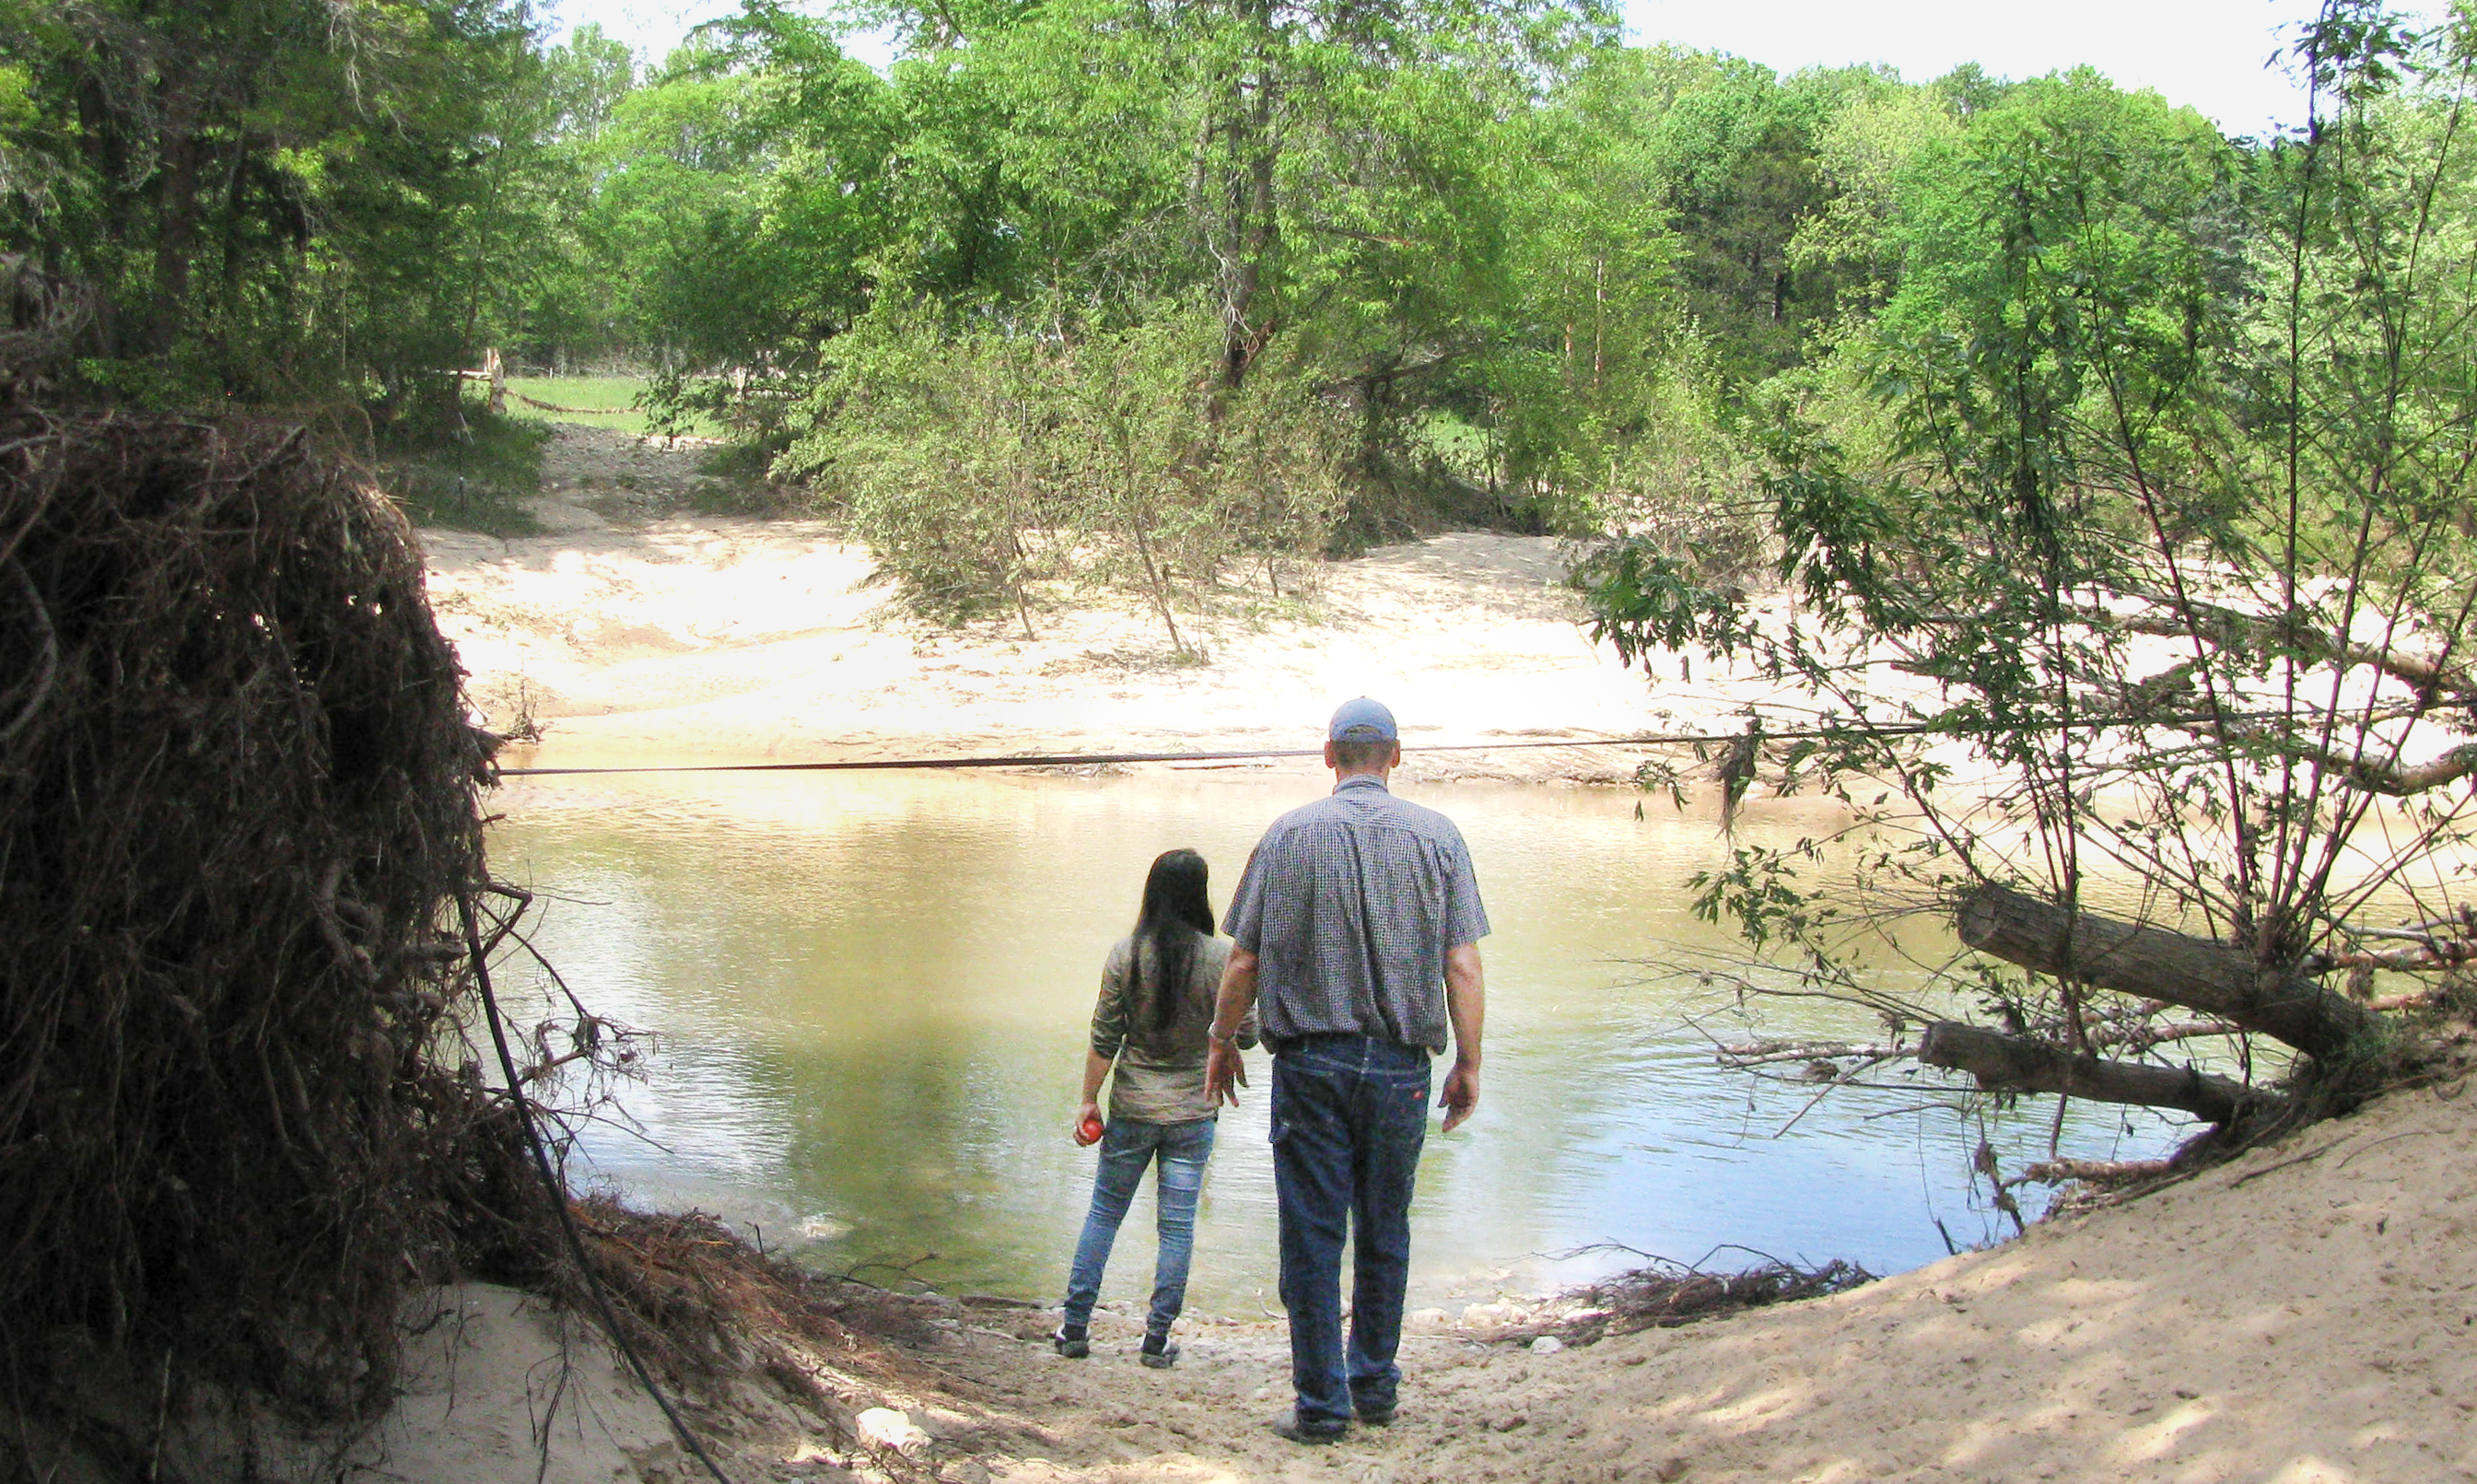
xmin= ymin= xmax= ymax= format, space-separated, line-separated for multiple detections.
xmin=545 ymin=0 xmax=2401 ymax=133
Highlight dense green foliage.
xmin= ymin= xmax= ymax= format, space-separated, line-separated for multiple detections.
xmin=0 ymin=0 xmax=550 ymax=409
xmin=10 ymin=0 xmax=2457 ymax=661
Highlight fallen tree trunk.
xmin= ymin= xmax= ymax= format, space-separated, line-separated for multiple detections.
xmin=1917 ymin=1021 xmax=2277 ymax=1123
xmin=1955 ymin=882 xmax=2370 ymax=1061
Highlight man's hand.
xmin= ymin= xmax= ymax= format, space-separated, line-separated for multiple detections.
xmin=1440 ymin=1058 xmax=1478 ymax=1133
xmin=1072 ymin=1098 xmax=1104 ymax=1146
xmin=1441 ymin=941 xmax=1484 ymax=1132
xmin=1206 ymin=948 xmax=1260 ymax=1109
xmin=1205 ymin=1037 xmax=1247 ymax=1107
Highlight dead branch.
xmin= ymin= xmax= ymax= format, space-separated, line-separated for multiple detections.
xmin=2326 ymin=943 xmax=2477 ymax=971
xmin=2082 ymin=1019 xmax=2244 ymax=1054
xmin=1490 ymin=1257 xmax=1876 ymax=1348
xmin=0 ymin=555 xmax=57 ymax=747
xmin=2158 ymin=712 xmax=2477 ymax=797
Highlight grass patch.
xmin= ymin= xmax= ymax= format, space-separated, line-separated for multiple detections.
xmin=380 ymin=403 xmax=552 ymax=536
xmin=506 ymin=375 xmax=728 ymax=439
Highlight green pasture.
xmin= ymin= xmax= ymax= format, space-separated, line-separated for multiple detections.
xmin=503 ymin=375 xmax=727 ymax=439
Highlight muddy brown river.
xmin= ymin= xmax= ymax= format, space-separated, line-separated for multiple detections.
xmin=488 ymin=768 xmax=2179 ymax=1312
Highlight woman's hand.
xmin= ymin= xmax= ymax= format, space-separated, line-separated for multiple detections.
xmin=1073 ymin=1099 xmax=1105 ymax=1146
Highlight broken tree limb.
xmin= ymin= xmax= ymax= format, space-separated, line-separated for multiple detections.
xmin=1917 ymin=1020 xmax=2275 ymax=1123
xmin=1955 ymin=882 xmax=2371 ymax=1060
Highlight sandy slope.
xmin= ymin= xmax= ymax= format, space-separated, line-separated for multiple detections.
xmin=934 ymin=1072 xmax=2477 ymax=1484
xmin=363 ymin=1078 xmax=2477 ymax=1484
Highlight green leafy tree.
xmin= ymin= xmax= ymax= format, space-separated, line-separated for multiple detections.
xmin=0 ymin=0 xmax=542 ymax=406
xmin=1582 ymin=9 xmax=2477 ymax=1165
xmin=590 ymin=8 xmax=897 ymax=372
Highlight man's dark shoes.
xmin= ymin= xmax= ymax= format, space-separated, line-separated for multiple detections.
xmin=1052 ymin=1326 xmax=1090 ymax=1360
xmin=1139 ymin=1335 xmax=1179 ymax=1370
xmin=1355 ymin=1406 xmax=1396 ymax=1427
xmin=1272 ymin=1409 xmax=1349 ymax=1444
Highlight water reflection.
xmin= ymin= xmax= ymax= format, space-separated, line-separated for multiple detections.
xmin=489 ymin=769 xmax=2182 ymax=1310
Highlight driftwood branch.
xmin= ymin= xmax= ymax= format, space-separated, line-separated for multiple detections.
xmin=2325 ymin=942 xmax=2477 ymax=971
xmin=1955 ymin=882 xmax=2371 ymax=1060
xmin=1714 ymin=1039 xmax=1900 ymax=1069
xmin=1918 ymin=1021 xmax=2274 ymax=1123
xmin=2083 ymin=1018 xmax=2244 ymax=1054
xmin=2019 ymin=1156 xmax=2178 ymax=1186
xmin=2155 ymin=713 xmax=2477 ymax=797
xmin=2097 ymin=597 xmax=2477 ymax=709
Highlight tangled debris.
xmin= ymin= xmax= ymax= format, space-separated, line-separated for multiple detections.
xmin=0 ymin=394 xmax=988 ymax=1484
xmin=1492 ymin=1258 xmax=1877 ymax=1348
xmin=568 ymin=1198 xmax=910 ymax=1388
xmin=0 ymin=404 xmax=513 ymax=1419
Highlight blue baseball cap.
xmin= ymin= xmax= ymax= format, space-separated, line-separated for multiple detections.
xmin=1328 ymin=696 xmax=1399 ymax=742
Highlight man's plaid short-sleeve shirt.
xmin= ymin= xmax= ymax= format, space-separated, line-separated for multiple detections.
xmin=1225 ymin=775 xmax=1490 ymax=1055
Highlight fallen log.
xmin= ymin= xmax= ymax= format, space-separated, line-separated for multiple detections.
xmin=1917 ymin=1020 xmax=2277 ymax=1123
xmin=1955 ymin=882 xmax=2370 ymax=1060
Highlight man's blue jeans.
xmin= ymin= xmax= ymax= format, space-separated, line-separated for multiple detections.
xmin=1061 ymin=1116 xmax=1217 ymax=1337
xmin=1270 ymin=1034 xmax=1430 ymax=1427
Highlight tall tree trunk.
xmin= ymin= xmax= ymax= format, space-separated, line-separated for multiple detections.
xmin=146 ymin=134 xmax=206 ymax=356
xmin=1216 ymin=0 xmax=1279 ymax=402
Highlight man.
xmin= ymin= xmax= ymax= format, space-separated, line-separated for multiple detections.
xmin=1205 ymin=696 xmax=1488 ymax=1444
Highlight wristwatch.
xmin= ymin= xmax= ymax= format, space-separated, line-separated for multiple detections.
xmin=1206 ymin=1024 xmax=1239 ymax=1046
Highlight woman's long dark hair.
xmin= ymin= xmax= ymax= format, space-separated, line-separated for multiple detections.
xmin=1133 ymin=848 xmax=1216 ymax=1033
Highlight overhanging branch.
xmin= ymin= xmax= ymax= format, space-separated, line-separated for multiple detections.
xmin=1918 ymin=1020 xmax=2276 ymax=1123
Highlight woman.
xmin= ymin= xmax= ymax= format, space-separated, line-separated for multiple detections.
xmin=1056 ymin=847 xmax=1253 ymax=1368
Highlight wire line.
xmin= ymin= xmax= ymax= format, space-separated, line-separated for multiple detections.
xmin=494 ymin=710 xmax=2317 ymax=778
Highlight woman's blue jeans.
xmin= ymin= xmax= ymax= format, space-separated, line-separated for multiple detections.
xmin=1269 ymin=1034 xmax=1431 ymax=1428
xmin=1061 ymin=1116 xmax=1217 ymax=1337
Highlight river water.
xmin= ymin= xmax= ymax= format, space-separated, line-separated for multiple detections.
xmin=488 ymin=767 xmax=2181 ymax=1313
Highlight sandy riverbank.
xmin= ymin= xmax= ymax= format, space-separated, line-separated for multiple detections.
xmin=365 ymin=1075 xmax=2477 ymax=1484
xmin=421 ymin=431 xmax=1792 ymax=784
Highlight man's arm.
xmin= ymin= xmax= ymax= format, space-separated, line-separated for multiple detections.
xmin=1204 ymin=947 xmax=1260 ymax=1106
xmin=1440 ymin=941 xmax=1484 ymax=1133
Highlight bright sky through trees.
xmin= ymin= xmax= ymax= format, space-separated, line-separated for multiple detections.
xmin=546 ymin=0 xmax=2380 ymax=130
xmin=1626 ymin=0 xmax=2326 ymax=131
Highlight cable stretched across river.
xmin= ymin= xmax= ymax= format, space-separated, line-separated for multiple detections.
xmin=492 ymin=709 xmax=2308 ymax=778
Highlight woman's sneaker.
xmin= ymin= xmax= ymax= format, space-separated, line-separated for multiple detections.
xmin=1139 ymin=1336 xmax=1179 ymax=1370
xmin=1052 ymin=1326 xmax=1090 ymax=1359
